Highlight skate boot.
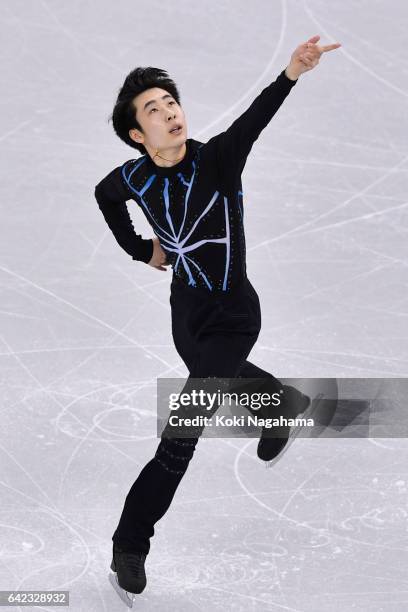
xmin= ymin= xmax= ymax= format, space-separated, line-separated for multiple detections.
xmin=108 ymin=544 xmax=147 ymax=607
xmin=257 ymin=385 xmax=318 ymax=465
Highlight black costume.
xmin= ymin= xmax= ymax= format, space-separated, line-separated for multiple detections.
xmin=94 ymin=68 xmax=298 ymax=554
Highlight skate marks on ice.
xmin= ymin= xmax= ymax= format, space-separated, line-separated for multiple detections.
xmin=231 ymin=435 xmax=408 ymax=610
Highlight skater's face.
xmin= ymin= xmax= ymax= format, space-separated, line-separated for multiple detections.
xmin=129 ymin=87 xmax=187 ymax=154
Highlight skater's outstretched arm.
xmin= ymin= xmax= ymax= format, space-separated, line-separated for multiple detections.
xmin=213 ymin=34 xmax=341 ymax=179
xmin=212 ymin=69 xmax=297 ymax=179
xmin=94 ymin=166 xmax=154 ymax=264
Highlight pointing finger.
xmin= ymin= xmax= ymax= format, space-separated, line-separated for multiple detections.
xmin=320 ymin=42 xmax=342 ymax=53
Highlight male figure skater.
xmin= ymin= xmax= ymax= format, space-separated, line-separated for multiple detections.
xmin=94 ymin=35 xmax=341 ymax=603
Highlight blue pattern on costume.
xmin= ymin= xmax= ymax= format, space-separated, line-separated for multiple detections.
xmin=237 ymin=190 xmax=244 ymax=219
xmin=121 ymin=156 xmax=232 ymax=291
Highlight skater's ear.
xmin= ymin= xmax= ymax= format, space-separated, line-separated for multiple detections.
xmin=128 ymin=124 xmax=145 ymax=147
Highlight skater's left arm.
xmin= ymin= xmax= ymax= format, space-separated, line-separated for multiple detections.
xmin=213 ymin=35 xmax=341 ymax=179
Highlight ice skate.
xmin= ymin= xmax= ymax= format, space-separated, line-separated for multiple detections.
xmin=258 ymin=387 xmax=324 ymax=466
xmin=108 ymin=544 xmax=147 ymax=607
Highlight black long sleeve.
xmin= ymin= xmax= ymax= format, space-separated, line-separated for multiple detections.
xmin=94 ymin=166 xmax=154 ymax=264
xmin=214 ymin=68 xmax=298 ymax=180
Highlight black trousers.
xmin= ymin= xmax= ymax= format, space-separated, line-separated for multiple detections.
xmin=112 ymin=275 xmax=283 ymax=554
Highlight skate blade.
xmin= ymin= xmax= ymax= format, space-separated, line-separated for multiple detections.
xmin=108 ymin=572 xmax=135 ymax=608
xmin=264 ymin=394 xmax=325 ymax=469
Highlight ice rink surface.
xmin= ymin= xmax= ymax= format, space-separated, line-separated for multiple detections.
xmin=1 ymin=1 xmax=408 ymax=610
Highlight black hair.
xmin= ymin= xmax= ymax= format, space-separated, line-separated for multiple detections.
xmin=109 ymin=67 xmax=181 ymax=155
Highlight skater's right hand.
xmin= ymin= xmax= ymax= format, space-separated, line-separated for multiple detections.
xmin=147 ymin=236 xmax=170 ymax=271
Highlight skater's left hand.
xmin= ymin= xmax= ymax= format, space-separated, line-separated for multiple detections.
xmin=285 ymin=35 xmax=341 ymax=80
